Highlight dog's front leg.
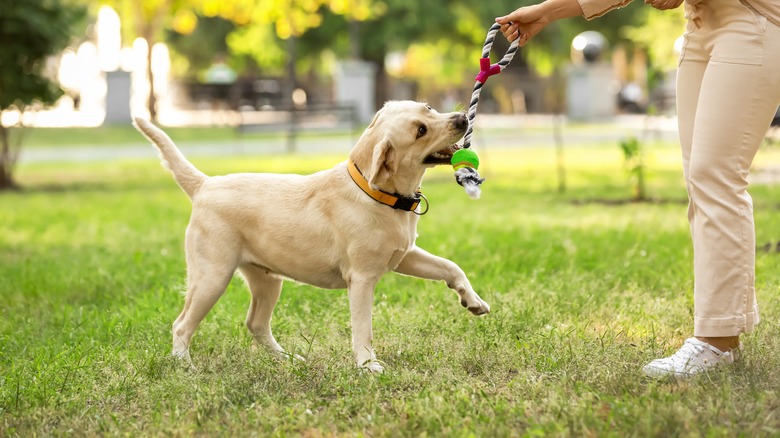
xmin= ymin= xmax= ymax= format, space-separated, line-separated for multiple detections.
xmin=347 ymin=274 xmax=383 ymax=373
xmin=394 ymin=246 xmax=490 ymax=315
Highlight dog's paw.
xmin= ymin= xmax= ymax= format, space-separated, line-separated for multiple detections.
xmin=172 ymin=349 xmax=196 ymax=370
xmin=358 ymin=359 xmax=385 ymax=374
xmin=255 ymin=343 xmax=306 ymax=363
xmin=283 ymin=351 xmax=306 ymax=363
xmin=461 ymin=297 xmax=490 ymax=315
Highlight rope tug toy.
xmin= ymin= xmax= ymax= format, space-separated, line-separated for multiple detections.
xmin=453 ymin=23 xmax=520 ymax=199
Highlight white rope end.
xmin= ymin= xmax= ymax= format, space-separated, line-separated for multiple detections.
xmin=454 ymin=167 xmax=484 ymax=200
xmin=462 ymin=181 xmax=482 ymax=199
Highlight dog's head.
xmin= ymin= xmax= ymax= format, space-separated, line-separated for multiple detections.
xmin=349 ymin=100 xmax=468 ymax=195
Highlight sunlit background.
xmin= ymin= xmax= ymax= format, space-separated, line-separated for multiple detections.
xmin=1 ymin=1 xmax=695 ymax=129
xmin=2 ymin=5 xmax=174 ymax=127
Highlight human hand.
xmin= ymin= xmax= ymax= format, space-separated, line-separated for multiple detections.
xmin=644 ymin=0 xmax=684 ymax=10
xmin=495 ymin=5 xmax=549 ymax=46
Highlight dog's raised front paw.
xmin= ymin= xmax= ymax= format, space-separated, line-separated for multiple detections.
xmin=461 ymin=297 xmax=490 ymax=315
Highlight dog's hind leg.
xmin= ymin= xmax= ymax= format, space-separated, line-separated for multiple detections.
xmin=394 ymin=246 xmax=490 ymax=315
xmin=237 ymin=263 xmax=287 ymax=356
xmin=171 ymin=233 xmax=237 ymax=364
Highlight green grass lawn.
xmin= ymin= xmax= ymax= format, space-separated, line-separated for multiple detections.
xmin=17 ymin=125 xmax=357 ymax=148
xmin=19 ymin=125 xmax=240 ymax=147
xmin=2 ymin=141 xmax=780 ymax=436
xmin=15 ymin=119 xmax=658 ymax=149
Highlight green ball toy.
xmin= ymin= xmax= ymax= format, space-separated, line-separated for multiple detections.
xmin=451 ymin=148 xmax=480 ymax=171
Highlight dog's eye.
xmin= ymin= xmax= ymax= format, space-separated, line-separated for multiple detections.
xmin=417 ymin=125 xmax=427 ymax=138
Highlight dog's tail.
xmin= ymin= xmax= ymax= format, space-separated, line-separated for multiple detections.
xmin=133 ymin=117 xmax=207 ymax=200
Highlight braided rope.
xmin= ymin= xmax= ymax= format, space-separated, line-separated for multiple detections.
xmin=455 ymin=23 xmax=520 ymax=198
xmin=462 ymin=23 xmax=520 ymax=149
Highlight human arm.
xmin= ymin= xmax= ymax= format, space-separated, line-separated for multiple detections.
xmin=495 ymin=0 xmax=682 ymax=46
xmin=644 ymin=0 xmax=684 ymax=10
xmin=495 ymin=0 xmax=584 ymax=46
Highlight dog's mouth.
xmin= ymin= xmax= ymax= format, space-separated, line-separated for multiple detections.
xmin=423 ymin=144 xmax=461 ymax=165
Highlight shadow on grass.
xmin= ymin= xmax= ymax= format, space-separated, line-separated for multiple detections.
xmin=570 ymin=197 xmax=688 ymax=206
xmin=758 ymin=241 xmax=780 ymax=253
xmin=1 ymin=180 xmax=172 ymax=194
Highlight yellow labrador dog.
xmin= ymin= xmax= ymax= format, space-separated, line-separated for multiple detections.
xmin=134 ymin=101 xmax=489 ymax=373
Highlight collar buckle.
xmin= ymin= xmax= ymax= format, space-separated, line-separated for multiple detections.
xmin=392 ymin=195 xmax=420 ymax=211
xmin=347 ymin=160 xmax=428 ymax=214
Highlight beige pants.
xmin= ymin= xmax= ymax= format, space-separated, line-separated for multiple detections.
xmin=677 ymin=0 xmax=780 ymax=337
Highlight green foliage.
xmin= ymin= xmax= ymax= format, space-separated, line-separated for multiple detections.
xmin=0 ymin=0 xmax=85 ymax=190
xmin=227 ymin=20 xmax=288 ymax=74
xmin=89 ymin=1 xmax=687 ymax=99
xmin=0 ymin=0 xmax=85 ymax=112
xmin=623 ymin=6 xmax=686 ymax=74
xmin=89 ymin=0 xmax=686 ymax=101
xmin=167 ymin=15 xmax=237 ymax=80
xmin=448 ymin=0 xmax=649 ymax=77
xmin=220 ymin=0 xmax=663 ymax=90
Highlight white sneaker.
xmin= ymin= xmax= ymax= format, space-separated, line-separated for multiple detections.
xmin=642 ymin=337 xmax=740 ymax=379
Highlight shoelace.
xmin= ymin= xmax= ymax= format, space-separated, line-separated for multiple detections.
xmin=666 ymin=339 xmax=708 ymax=367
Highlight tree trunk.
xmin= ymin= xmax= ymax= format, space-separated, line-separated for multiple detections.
xmin=284 ymin=36 xmax=298 ymax=153
xmin=373 ymin=57 xmax=387 ymax=111
xmin=134 ymin=0 xmax=171 ymax=123
xmin=284 ymin=36 xmax=298 ymax=104
xmin=348 ymin=20 xmax=360 ymax=60
xmin=0 ymin=122 xmax=18 ymax=191
xmin=146 ymin=33 xmax=157 ymax=122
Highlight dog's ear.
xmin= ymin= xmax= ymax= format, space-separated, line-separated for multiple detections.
xmin=369 ymin=140 xmax=397 ymax=188
xmin=367 ymin=106 xmax=385 ymax=129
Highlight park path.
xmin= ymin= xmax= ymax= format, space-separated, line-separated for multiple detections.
xmin=19 ymin=114 xmax=680 ymax=164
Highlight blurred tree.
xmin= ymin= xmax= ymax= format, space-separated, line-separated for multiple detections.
xmin=102 ymin=0 xmax=678 ymax=115
xmin=0 ymin=0 xmax=85 ymax=191
xmin=97 ymin=0 xmax=333 ymax=112
xmin=97 ymin=0 xmax=255 ymax=120
xmin=225 ymin=0 xmax=656 ymax=110
xmin=623 ymin=6 xmax=685 ymax=95
xmin=623 ymin=7 xmax=685 ymax=72
xmin=100 ymin=0 xmax=193 ymax=121
xmin=352 ymin=0 xmax=475 ymax=107
xmin=348 ymin=0 xmax=644 ymax=105
xmin=227 ymin=0 xmax=380 ymax=106
xmin=472 ymin=1 xmax=646 ymax=76
xmin=228 ymin=0 xmax=483 ymax=106
xmin=166 ymin=14 xmax=236 ymax=81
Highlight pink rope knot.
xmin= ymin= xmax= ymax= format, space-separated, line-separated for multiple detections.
xmin=475 ymin=57 xmax=501 ymax=83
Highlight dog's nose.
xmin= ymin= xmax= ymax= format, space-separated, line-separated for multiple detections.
xmin=453 ymin=113 xmax=468 ymax=130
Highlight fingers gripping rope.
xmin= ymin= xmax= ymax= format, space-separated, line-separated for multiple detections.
xmin=455 ymin=23 xmax=520 ymax=199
